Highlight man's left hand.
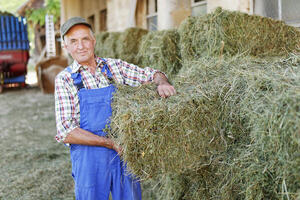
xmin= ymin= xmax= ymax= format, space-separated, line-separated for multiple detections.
xmin=153 ymin=72 xmax=176 ymax=98
xmin=157 ymin=83 xmax=176 ymax=98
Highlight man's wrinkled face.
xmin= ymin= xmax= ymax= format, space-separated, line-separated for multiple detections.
xmin=63 ymin=24 xmax=96 ymax=66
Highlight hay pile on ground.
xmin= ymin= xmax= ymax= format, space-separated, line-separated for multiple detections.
xmin=178 ymin=8 xmax=300 ymax=61
xmin=109 ymin=55 xmax=300 ymax=200
xmin=137 ymin=30 xmax=182 ymax=78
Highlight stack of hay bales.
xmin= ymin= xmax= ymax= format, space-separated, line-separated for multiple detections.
xmin=97 ymin=8 xmax=300 ymax=200
xmin=111 ymin=55 xmax=300 ymax=200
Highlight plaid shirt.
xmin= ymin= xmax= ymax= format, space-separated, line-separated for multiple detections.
xmin=54 ymin=57 xmax=157 ymax=143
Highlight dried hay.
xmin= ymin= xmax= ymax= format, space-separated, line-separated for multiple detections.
xmin=96 ymin=8 xmax=300 ymax=200
xmin=232 ymin=55 xmax=300 ymax=199
xmin=178 ymin=8 xmax=300 ymax=61
xmin=94 ymin=31 xmax=122 ymax=58
xmin=109 ymin=54 xmax=300 ymax=199
xmin=117 ymin=27 xmax=148 ymax=65
xmin=94 ymin=31 xmax=109 ymax=56
xmin=96 ymin=31 xmax=109 ymax=44
xmin=137 ymin=30 xmax=182 ymax=78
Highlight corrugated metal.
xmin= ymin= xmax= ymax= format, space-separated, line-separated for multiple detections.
xmin=0 ymin=16 xmax=29 ymax=51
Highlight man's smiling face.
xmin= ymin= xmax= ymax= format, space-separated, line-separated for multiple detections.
xmin=64 ymin=24 xmax=96 ymax=66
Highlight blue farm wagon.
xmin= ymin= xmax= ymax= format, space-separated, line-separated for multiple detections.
xmin=0 ymin=14 xmax=30 ymax=93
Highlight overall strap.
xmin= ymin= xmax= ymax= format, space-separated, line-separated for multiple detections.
xmin=67 ymin=67 xmax=85 ymax=91
xmin=100 ymin=58 xmax=115 ymax=85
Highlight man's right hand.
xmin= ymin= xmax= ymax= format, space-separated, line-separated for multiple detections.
xmin=112 ymin=141 xmax=123 ymax=155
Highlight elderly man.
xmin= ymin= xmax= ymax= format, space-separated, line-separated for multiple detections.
xmin=54 ymin=17 xmax=176 ymax=200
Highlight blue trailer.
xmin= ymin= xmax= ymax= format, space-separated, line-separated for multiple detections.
xmin=0 ymin=14 xmax=30 ymax=93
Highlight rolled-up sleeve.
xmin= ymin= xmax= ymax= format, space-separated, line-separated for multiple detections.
xmin=54 ymin=73 xmax=79 ymax=143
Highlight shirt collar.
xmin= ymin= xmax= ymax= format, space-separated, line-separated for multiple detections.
xmin=69 ymin=57 xmax=106 ymax=73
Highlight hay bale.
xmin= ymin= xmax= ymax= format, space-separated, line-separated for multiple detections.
xmin=230 ymin=56 xmax=300 ymax=199
xmin=95 ymin=32 xmax=121 ymax=58
xmin=94 ymin=32 xmax=109 ymax=56
xmin=109 ymin=54 xmax=300 ymax=199
xmin=175 ymin=55 xmax=300 ymax=199
xmin=109 ymin=57 xmax=249 ymax=199
xmin=110 ymin=83 xmax=236 ymax=178
xmin=96 ymin=32 xmax=109 ymax=44
xmin=178 ymin=8 xmax=300 ymax=61
xmin=117 ymin=27 xmax=148 ymax=65
xmin=137 ymin=30 xmax=182 ymax=78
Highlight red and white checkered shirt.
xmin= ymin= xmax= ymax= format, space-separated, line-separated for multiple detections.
xmin=54 ymin=57 xmax=157 ymax=143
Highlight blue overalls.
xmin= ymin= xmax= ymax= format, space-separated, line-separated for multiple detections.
xmin=67 ymin=59 xmax=141 ymax=200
